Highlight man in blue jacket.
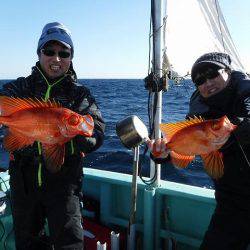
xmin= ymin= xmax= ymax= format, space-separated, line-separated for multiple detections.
xmin=148 ymin=52 xmax=250 ymax=250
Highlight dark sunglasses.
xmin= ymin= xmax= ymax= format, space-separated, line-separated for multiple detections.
xmin=194 ymin=68 xmax=220 ymax=86
xmin=41 ymin=48 xmax=71 ymax=59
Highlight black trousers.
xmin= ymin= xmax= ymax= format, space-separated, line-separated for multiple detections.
xmin=9 ymin=166 xmax=83 ymax=250
xmin=200 ymin=205 xmax=250 ymax=250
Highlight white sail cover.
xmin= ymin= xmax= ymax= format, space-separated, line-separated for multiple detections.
xmin=163 ymin=0 xmax=246 ymax=77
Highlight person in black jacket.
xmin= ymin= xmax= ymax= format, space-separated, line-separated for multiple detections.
xmin=148 ymin=52 xmax=250 ymax=249
xmin=1 ymin=22 xmax=105 ymax=250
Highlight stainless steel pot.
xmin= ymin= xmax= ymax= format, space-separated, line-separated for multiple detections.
xmin=116 ymin=115 xmax=148 ymax=149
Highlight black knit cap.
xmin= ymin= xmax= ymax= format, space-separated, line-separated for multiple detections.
xmin=191 ymin=52 xmax=232 ymax=82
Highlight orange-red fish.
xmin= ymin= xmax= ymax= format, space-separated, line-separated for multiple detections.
xmin=159 ymin=116 xmax=236 ymax=179
xmin=0 ymin=96 xmax=94 ymax=172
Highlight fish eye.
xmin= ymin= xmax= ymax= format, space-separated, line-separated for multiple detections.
xmin=212 ymin=122 xmax=220 ymax=130
xmin=68 ymin=114 xmax=79 ymax=126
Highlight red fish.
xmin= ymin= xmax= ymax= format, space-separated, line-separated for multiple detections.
xmin=0 ymin=96 xmax=94 ymax=172
xmin=159 ymin=116 xmax=237 ymax=179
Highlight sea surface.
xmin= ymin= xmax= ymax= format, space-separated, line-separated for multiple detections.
xmin=0 ymin=79 xmax=214 ymax=189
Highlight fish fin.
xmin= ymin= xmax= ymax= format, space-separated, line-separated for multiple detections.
xmin=43 ymin=144 xmax=65 ymax=173
xmin=170 ymin=151 xmax=195 ymax=168
xmin=0 ymin=96 xmax=61 ymax=116
xmin=3 ymin=130 xmax=33 ymax=151
xmin=160 ymin=116 xmax=204 ymax=140
xmin=201 ymin=151 xmax=224 ymax=179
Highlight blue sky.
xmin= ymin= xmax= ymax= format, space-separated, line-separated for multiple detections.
xmin=1 ymin=0 xmax=249 ymax=79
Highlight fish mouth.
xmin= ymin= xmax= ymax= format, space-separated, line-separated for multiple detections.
xmin=78 ymin=122 xmax=93 ymax=137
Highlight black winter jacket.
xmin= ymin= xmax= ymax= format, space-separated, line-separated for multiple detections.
xmin=188 ymin=71 xmax=250 ymax=210
xmin=0 ymin=63 xmax=105 ymax=192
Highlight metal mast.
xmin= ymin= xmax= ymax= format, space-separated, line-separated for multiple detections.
xmin=150 ymin=0 xmax=163 ymax=186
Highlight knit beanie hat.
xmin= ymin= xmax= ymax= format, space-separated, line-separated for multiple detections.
xmin=37 ymin=22 xmax=74 ymax=57
xmin=191 ymin=52 xmax=231 ymax=82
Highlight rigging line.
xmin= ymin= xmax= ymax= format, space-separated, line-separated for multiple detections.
xmin=149 ymin=91 xmax=159 ymax=138
xmin=147 ymin=4 xmax=152 ymax=131
xmin=151 ymin=0 xmax=157 ymax=73
xmin=148 ymin=14 xmax=152 ymax=76
xmin=158 ymin=12 xmax=167 ymax=33
xmin=144 ymin=92 xmax=158 ymax=184
xmin=214 ymin=0 xmax=225 ymax=52
xmin=136 ymin=142 xmax=153 ymax=184
xmin=150 ymin=19 xmax=167 ymax=38
xmin=150 ymin=15 xmax=167 ymax=37
xmin=139 ymin=165 xmax=157 ymax=185
xmin=148 ymin=94 xmax=152 ymax=133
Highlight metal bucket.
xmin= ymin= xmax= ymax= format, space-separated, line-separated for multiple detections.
xmin=116 ymin=115 xmax=148 ymax=149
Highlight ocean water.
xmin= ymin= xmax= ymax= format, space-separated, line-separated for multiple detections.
xmin=0 ymin=79 xmax=214 ymax=189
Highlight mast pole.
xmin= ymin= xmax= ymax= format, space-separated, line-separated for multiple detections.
xmin=150 ymin=0 xmax=163 ymax=186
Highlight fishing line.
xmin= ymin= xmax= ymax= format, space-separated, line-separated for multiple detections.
xmin=147 ymin=12 xmax=152 ymax=76
xmin=148 ymin=91 xmax=159 ymax=138
xmin=233 ymin=132 xmax=250 ymax=168
xmin=138 ymin=145 xmax=157 ymax=186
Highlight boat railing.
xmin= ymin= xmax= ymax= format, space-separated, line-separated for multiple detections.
xmin=0 ymin=168 xmax=216 ymax=250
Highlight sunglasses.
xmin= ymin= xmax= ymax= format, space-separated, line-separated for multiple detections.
xmin=194 ymin=68 xmax=221 ymax=86
xmin=41 ymin=48 xmax=71 ymax=59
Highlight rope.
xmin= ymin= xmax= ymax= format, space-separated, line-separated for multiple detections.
xmin=215 ymin=0 xmax=226 ymax=52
